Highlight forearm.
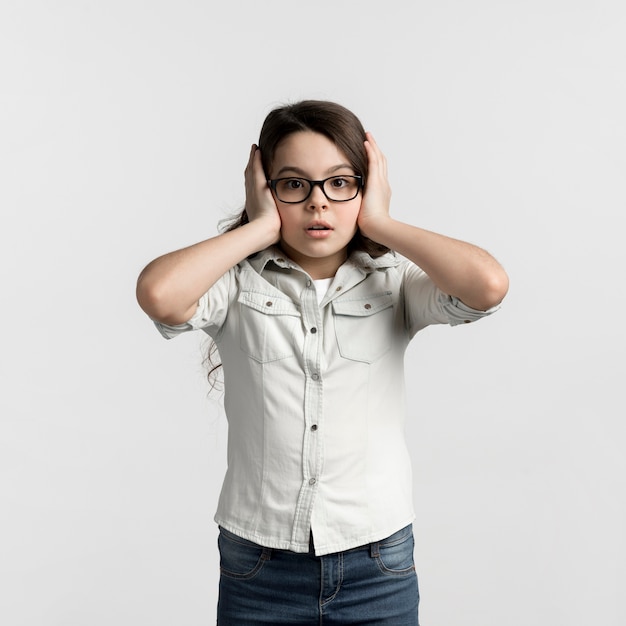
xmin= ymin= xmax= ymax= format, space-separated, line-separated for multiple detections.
xmin=136 ymin=219 xmax=277 ymax=325
xmin=361 ymin=217 xmax=509 ymax=311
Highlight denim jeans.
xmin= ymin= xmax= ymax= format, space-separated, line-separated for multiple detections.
xmin=217 ymin=524 xmax=419 ymax=625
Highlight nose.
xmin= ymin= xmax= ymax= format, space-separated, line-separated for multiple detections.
xmin=307 ymin=182 xmax=328 ymax=210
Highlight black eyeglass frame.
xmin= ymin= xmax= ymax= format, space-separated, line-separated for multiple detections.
xmin=267 ymin=175 xmax=364 ymax=204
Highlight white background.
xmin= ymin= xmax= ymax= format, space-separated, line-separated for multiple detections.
xmin=1 ymin=1 xmax=625 ymax=624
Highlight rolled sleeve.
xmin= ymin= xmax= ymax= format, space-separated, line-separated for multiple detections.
xmin=438 ymin=293 xmax=500 ymax=326
xmin=153 ymin=268 xmax=235 ymax=340
xmin=153 ymin=302 xmax=210 ymax=339
xmin=400 ymin=260 xmax=500 ymax=336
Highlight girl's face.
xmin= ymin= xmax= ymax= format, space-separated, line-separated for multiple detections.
xmin=269 ymin=131 xmax=362 ymax=279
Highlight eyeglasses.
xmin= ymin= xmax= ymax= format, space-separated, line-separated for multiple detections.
xmin=267 ymin=175 xmax=363 ymax=204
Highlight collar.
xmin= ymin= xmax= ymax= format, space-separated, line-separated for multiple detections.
xmin=246 ymin=246 xmax=400 ymax=276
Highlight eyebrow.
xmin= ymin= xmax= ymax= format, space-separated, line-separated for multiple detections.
xmin=274 ymin=163 xmax=354 ymax=178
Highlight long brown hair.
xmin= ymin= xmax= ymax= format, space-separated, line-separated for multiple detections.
xmin=207 ymin=100 xmax=390 ymax=387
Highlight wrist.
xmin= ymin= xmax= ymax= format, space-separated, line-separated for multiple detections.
xmin=245 ymin=215 xmax=281 ymax=248
xmin=358 ymin=214 xmax=395 ymax=244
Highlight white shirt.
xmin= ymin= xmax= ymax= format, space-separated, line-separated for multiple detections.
xmin=313 ymin=277 xmax=332 ymax=305
xmin=155 ymin=247 xmax=497 ymax=555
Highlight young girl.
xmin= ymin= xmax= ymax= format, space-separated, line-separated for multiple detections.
xmin=137 ymin=100 xmax=508 ymax=625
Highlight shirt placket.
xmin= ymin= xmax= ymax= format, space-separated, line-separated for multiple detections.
xmin=290 ymin=276 xmax=324 ymax=548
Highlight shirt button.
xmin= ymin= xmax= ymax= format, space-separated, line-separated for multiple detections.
xmin=266 ymin=301 xmax=273 ymax=307
xmin=311 ymin=373 xmax=320 ymax=381
xmin=335 ymin=286 xmax=342 ymax=292
xmin=306 ymin=280 xmax=312 ymax=287
xmin=364 ymin=303 xmax=372 ymax=310
xmin=310 ymin=327 xmax=317 ymax=334
xmin=464 ymin=319 xmax=472 ymax=323
xmin=311 ymin=424 xmax=318 ymax=431
xmin=309 ymin=478 xmax=316 ymax=485
xmin=276 ymin=257 xmax=284 ymax=263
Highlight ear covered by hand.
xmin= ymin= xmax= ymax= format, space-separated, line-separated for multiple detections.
xmin=358 ymin=132 xmax=392 ymax=238
xmin=244 ymin=144 xmax=282 ymax=244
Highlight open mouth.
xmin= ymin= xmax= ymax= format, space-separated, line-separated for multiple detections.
xmin=306 ymin=221 xmax=332 ymax=231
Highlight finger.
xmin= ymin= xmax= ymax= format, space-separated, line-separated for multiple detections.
xmin=245 ymin=143 xmax=259 ymax=174
xmin=365 ymin=132 xmax=388 ymax=179
xmin=365 ymin=142 xmax=385 ymax=186
xmin=251 ymin=148 xmax=270 ymax=191
xmin=364 ymin=136 xmax=378 ymax=171
xmin=365 ymin=132 xmax=382 ymax=154
xmin=245 ymin=148 xmax=265 ymax=193
xmin=365 ymin=133 xmax=383 ymax=165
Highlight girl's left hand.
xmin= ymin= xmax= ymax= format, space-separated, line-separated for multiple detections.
xmin=357 ymin=132 xmax=392 ymax=238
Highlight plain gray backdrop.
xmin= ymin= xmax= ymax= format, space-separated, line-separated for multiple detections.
xmin=1 ymin=1 xmax=624 ymax=624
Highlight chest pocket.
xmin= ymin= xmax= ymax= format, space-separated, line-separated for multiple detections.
xmin=332 ymin=292 xmax=395 ymax=363
xmin=237 ymin=291 xmax=302 ymax=363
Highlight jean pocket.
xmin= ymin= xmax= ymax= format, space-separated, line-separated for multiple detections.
xmin=218 ymin=528 xmax=271 ymax=580
xmin=374 ymin=526 xmax=416 ymax=577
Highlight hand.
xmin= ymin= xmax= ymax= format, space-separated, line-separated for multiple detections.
xmin=244 ymin=144 xmax=282 ymax=244
xmin=357 ymin=132 xmax=392 ymax=239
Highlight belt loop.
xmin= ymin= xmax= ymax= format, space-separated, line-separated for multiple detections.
xmin=370 ymin=541 xmax=380 ymax=558
xmin=261 ymin=547 xmax=273 ymax=561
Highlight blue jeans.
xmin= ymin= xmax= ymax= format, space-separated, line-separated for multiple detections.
xmin=217 ymin=525 xmax=419 ymax=625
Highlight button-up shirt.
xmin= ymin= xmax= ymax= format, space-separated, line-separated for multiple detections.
xmin=154 ymin=247 xmax=496 ymax=555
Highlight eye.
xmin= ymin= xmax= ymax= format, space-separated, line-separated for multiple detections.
xmin=284 ymin=178 xmax=305 ymax=190
xmin=329 ymin=177 xmax=350 ymax=188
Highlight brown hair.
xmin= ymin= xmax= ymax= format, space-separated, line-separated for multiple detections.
xmin=207 ymin=100 xmax=390 ymax=387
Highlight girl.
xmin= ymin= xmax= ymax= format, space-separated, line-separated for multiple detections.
xmin=136 ymin=100 xmax=508 ymax=625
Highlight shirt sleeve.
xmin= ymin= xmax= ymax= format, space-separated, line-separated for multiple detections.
xmin=399 ymin=260 xmax=499 ymax=337
xmin=153 ymin=267 xmax=236 ymax=340
xmin=438 ymin=293 xmax=500 ymax=326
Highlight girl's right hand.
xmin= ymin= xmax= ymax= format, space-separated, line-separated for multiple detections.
xmin=244 ymin=144 xmax=282 ymax=244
